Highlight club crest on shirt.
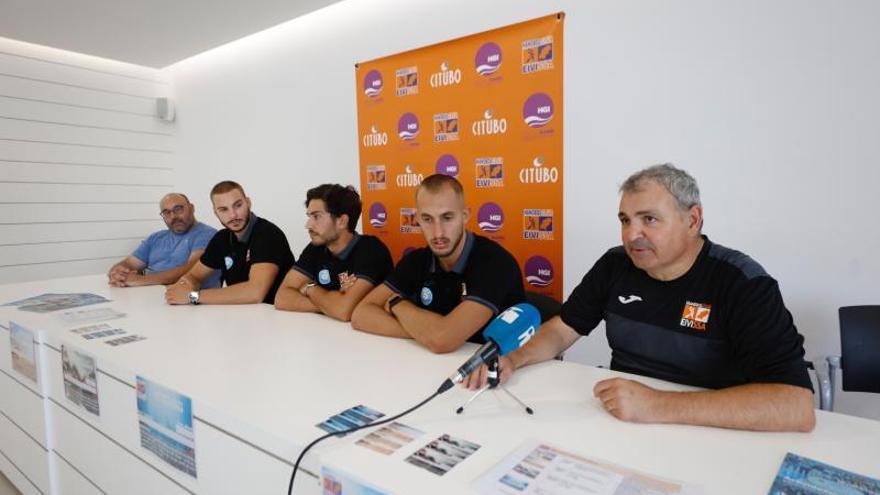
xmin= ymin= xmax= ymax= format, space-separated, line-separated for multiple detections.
xmin=224 ymin=256 xmax=233 ymax=270
xmin=318 ymin=269 xmax=332 ymax=285
xmin=681 ymin=301 xmax=712 ymax=331
xmin=420 ymin=286 xmax=433 ymax=306
xmin=338 ymin=271 xmax=356 ymax=288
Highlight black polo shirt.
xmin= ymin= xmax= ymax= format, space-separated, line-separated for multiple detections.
xmin=384 ymin=232 xmax=526 ymax=343
xmin=292 ymin=233 xmax=393 ymax=289
xmin=200 ymin=213 xmax=295 ymax=304
xmin=560 ymin=236 xmax=812 ymax=391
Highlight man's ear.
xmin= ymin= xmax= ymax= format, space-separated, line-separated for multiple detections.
xmin=688 ymin=205 xmax=703 ymax=233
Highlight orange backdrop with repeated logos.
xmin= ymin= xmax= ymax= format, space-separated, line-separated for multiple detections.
xmin=356 ymin=13 xmax=564 ymax=301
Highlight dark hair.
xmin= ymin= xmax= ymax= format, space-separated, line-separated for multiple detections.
xmin=416 ymin=174 xmax=464 ymax=200
xmin=305 ymin=184 xmax=362 ymax=232
xmin=210 ymin=180 xmax=246 ymax=198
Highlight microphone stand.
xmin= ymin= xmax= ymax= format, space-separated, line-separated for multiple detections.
xmin=455 ymin=356 xmax=534 ymax=415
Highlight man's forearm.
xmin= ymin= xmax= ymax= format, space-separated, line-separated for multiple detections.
xmin=508 ymin=321 xmax=577 ymax=370
xmin=308 ymin=287 xmax=355 ymax=321
xmin=198 ymin=281 xmax=267 ymax=304
xmin=129 ymin=265 xmax=190 ymax=287
xmin=392 ymin=301 xmax=450 ymax=350
xmin=274 ymin=286 xmax=320 ymax=312
xmin=351 ymin=302 xmax=410 ymax=338
xmin=649 ymin=383 xmax=816 ymax=432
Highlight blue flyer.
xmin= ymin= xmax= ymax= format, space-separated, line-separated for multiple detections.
xmin=136 ymin=376 xmax=197 ymax=478
xmin=769 ymin=452 xmax=880 ymax=494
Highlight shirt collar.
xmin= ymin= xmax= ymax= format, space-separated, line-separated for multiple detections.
xmin=236 ymin=212 xmax=258 ymax=244
xmin=430 ymin=231 xmax=474 ymax=274
xmin=333 ymin=232 xmax=360 ymax=261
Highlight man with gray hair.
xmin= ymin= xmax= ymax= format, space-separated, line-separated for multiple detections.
xmin=464 ymin=164 xmax=815 ymax=432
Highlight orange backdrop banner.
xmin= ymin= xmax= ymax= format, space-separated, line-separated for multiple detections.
xmin=356 ymin=13 xmax=564 ymax=301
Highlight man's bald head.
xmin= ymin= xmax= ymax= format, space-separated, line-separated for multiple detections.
xmin=159 ymin=193 xmax=196 ymax=234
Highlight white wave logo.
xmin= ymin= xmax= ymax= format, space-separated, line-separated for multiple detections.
xmin=526 ymin=272 xmax=553 ymax=287
xmin=524 ymin=108 xmax=553 ymax=127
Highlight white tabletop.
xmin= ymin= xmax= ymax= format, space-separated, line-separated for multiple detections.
xmin=2 ymin=275 xmax=879 ymax=494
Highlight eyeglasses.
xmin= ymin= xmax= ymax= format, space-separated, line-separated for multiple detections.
xmin=160 ymin=204 xmax=186 ymax=218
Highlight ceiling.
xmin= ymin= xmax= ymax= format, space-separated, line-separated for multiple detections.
xmin=0 ymin=0 xmax=342 ymax=68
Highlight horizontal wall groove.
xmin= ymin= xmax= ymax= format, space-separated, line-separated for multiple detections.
xmin=0 ymin=94 xmax=155 ymax=117
xmin=52 ymin=448 xmax=108 ymax=494
xmin=0 ymin=72 xmax=159 ymax=100
xmin=0 ymin=446 xmax=44 ymax=495
xmin=0 ymin=254 xmax=123 ymax=268
xmin=0 ymin=138 xmax=172 ymax=153
xmin=0 ymin=115 xmax=173 ymax=137
xmin=0 ymin=368 xmax=43 ymax=400
xmin=0 ymin=237 xmax=143 ymax=247
xmin=49 ymin=398 xmax=196 ymax=495
xmin=0 ymin=159 xmax=172 ymax=171
xmin=0 ymin=50 xmax=168 ymax=85
xmin=0 ymin=180 xmax=172 ymax=187
xmin=0 ymin=408 xmax=48 ymax=452
xmin=0 ymin=219 xmax=156 ymax=225
xmin=0 ymin=201 xmax=154 ymax=205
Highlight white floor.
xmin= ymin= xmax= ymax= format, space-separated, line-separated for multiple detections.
xmin=0 ymin=473 xmax=20 ymax=495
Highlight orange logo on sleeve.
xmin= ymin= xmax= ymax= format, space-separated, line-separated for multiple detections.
xmin=680 ymin=301 xmax=712 ymax=331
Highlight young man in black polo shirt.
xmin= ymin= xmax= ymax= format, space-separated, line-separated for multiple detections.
xmin=464 ymin=164 xmax=816 ymax=433
xmin=351 ymin=174 xmax=525 ymax=353
xmin=166 ymin=181 xmax=294 ymax=305
xmin=274 ymin=184 xmax=392 ymax=321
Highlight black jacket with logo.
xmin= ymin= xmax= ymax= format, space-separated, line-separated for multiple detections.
xmin=561 ymin=236 xmax=812 ymax=390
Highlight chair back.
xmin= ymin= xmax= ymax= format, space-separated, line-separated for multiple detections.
xmin=839 ymin=305 xmax=880 ymax=393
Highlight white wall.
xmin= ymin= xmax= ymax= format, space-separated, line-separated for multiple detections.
xmin=0 ymin=37 xmax=175 ymax=283
xmin=167 ymin=0 xmax=880 ymax=418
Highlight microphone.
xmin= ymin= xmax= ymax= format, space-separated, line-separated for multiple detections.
xmin=438 ymin=303 xmax=541 ymax=392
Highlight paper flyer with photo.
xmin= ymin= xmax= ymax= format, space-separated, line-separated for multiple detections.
xmin=137 ymin=376 xmax=197 ymax=478
xmin=59 ymin=307 xmax=125 ymax=324
xmin=70 ymin=323 xmax=127 ymax=340
xmin=105 ymin=334 xmax=146 ymax=346
xmin=356 ymin=422 xmax=424 ymax=456
xmin=61 ymin=345 xmax=99 ymax=416
xmin=473 ymin=440 xmax=701 ymax=495
xmin=321 ymin=465 xmax=392 ymax=495
xmin=12 ymin=293 xmax=110 ymax=314
xmin=768 ymin=452 xmax=880 ymax=494
xmin=316 ymin=405 xmax=385 ymax=435
xmin=9 ymin=321 xmax=37 ymax=384
xmin=404 ymin=434 xmax=481 ymax=476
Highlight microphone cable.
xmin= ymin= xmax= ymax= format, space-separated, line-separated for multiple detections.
xmin=287 ymin=378 xmax=455 ymax=495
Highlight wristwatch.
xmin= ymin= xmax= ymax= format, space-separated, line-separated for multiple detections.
xmin=189 ymin=290 xmax=201 ymax=305
xmin=387 ymin=294 xmax=404 ymax=313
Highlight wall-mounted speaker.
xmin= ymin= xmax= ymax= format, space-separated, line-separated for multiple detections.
xmin=157 ymin=97 xmax=176 ymax=122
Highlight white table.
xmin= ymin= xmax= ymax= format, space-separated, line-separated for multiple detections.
xmin=0 ymin=275 xmax=878 ymax=495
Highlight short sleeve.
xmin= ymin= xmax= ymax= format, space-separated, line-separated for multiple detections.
xmin=727 ymin=277 xmax=813 ymax=391
xmin=560 ymin=250 xmax=618 ymax=336
xmin=249 ymin=223 xmax=294 ymax=266
xmin=383 ymin=250 xmax=424 ymax=297
xmin=191 ymin=225 xmax=216 ymax=252
xmin=462 ymin=248 xmax=522 ymax=315
xmin=131 ymin=235 xmax=152 ymax=264
xmin=199 ymin=231 xmax=225 ymax=269
xmin=350 ymin=238 xmax=393 ymax=286
xmin=293 ymin=243 xmax=321 ymax=280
